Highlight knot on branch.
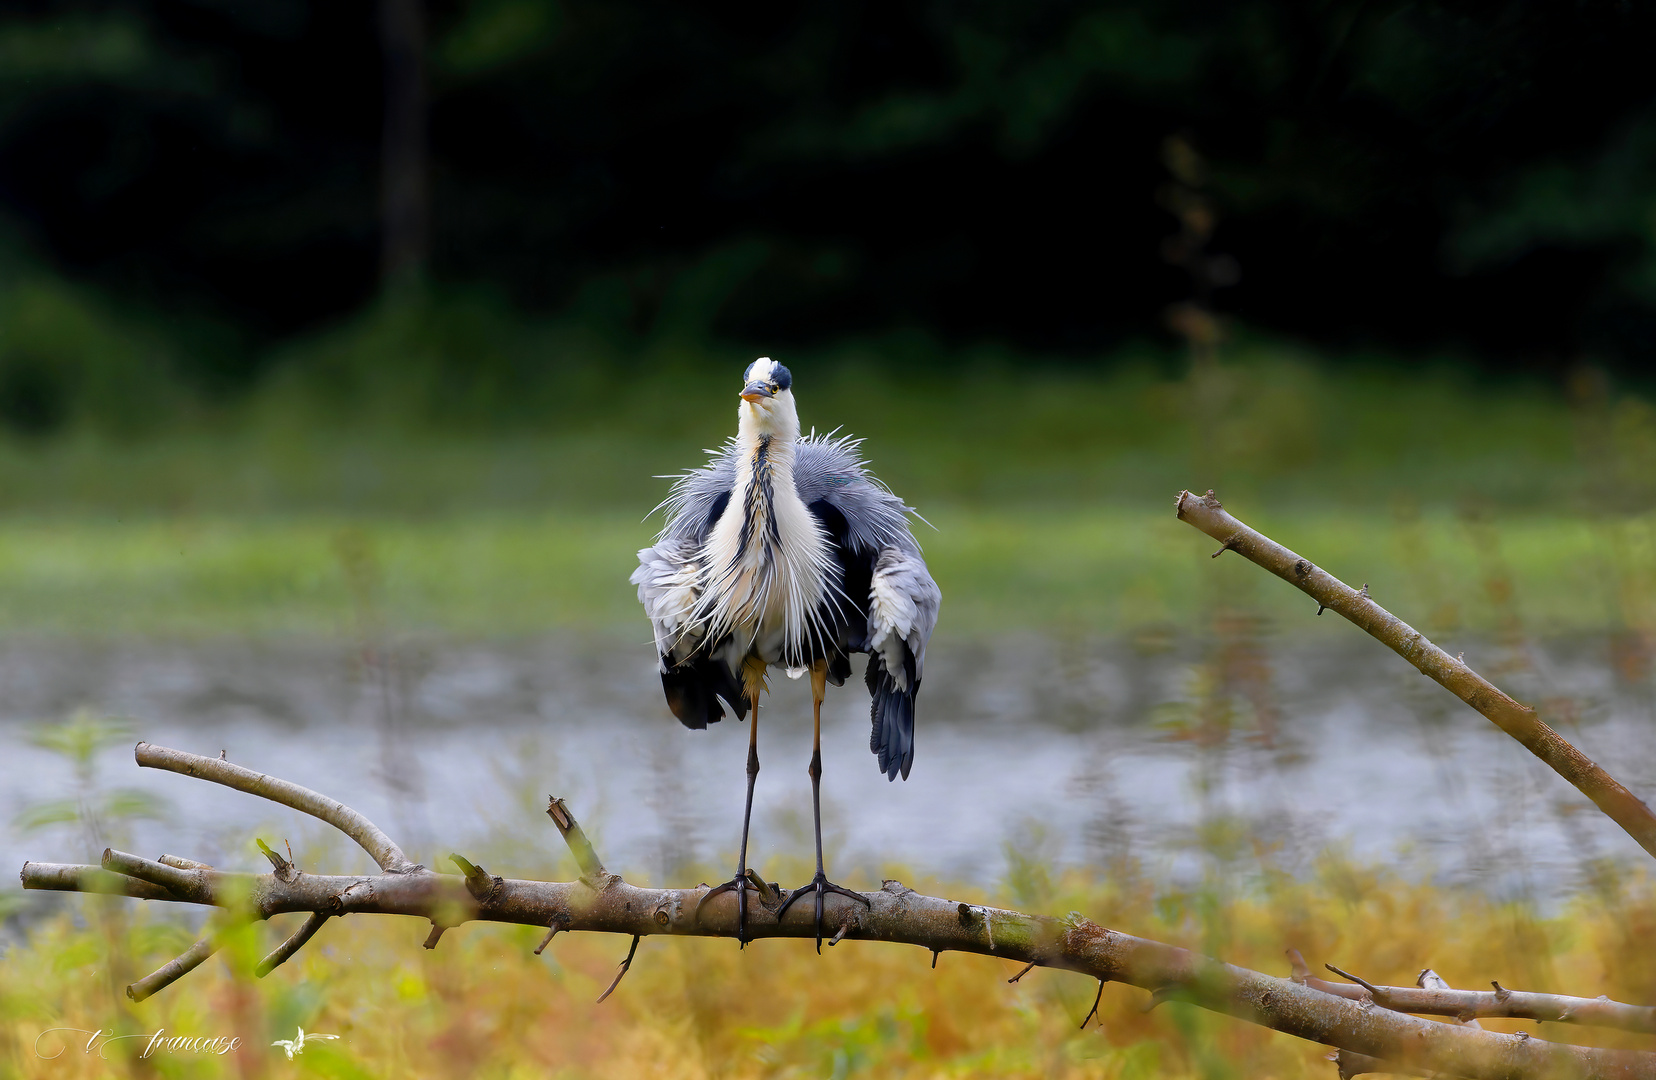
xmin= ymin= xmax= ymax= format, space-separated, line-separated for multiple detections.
xmin=450 ymin=854 xmax=503 ymax=903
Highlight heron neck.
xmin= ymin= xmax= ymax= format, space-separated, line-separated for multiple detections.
xmin=736 ymin=397 xmax=800 ymax=477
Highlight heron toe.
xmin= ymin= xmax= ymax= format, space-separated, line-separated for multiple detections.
xmin=695 ymin=869 xmax=781 ymax=947
xmin=778 ymin=872 xmax=871 ymax=953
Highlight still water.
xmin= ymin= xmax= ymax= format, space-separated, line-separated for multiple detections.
xmin=5 ymin=629 xmax=1652 ymax=910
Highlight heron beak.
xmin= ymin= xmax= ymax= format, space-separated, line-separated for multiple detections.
xmin=740 ymin=382 xmax=774 ymax=403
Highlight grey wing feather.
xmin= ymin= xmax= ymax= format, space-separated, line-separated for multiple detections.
xmin=631 ymin=441 xmax=740 ymax=668
xmin=796 ymin=432 xmax=940 ymax=780
xmin=865 ymin=545 xmax=940 ymax=779
xmin=794 ymin=432 xmax=915 ymax=554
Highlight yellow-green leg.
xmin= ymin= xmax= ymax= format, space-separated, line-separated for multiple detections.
xmin=777 ymin=658 xmax=871 ymax=951
xmin=696 ymin=658 xmax=769 ymax=945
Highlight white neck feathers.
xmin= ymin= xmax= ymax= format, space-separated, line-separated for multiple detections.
xmin=693 ymin=388 xmax=834 ymax=664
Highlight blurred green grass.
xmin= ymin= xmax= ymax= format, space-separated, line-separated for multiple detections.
xmin=2 ymin=288 xmax=1653 ymax=640
xmin=0 ymin=505 xmax=1634 ymax=639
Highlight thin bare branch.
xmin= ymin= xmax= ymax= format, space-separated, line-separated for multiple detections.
xmin=101 ymin=848 xmax=203 ymax=900
xmin=128 ymin=937 xmax=218 ymax=1002
xmin=256 ymin=912 xmax=329 ymax=977
xmin=19 ymin=744 xmax=1656 ymax=1080
xmin=1175 ymin=489 xmax=1656 ymax=862
xmin=135 ymin=741 xmax=416 ymax=873
xmin=1316 ymin=965 xmax=1656 ymax=1034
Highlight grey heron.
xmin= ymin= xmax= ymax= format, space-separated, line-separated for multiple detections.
xmin=632 ymin=357 xmax=941 ymax=948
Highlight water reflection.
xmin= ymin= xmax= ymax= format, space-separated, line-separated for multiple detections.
xmin=4 ymin=630 xmax=1651 ymax=915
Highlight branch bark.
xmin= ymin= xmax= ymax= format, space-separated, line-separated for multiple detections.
xmin=18 ymin=745 xmax=1656 ymax=1080
xmin=1315 ymin=963 xmax=1656 ymax=1035
xmin=1174 ymin=489 xmax=1656 ymax=862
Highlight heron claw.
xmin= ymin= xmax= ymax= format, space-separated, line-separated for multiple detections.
xmin=695 ymin=872 xmax=771 ymax=946
xmin=777 ymin=873 xmax=870 ymax=953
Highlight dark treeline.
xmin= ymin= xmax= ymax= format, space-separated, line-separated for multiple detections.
xmin=2 ymin=0 xmax=1655 ymax=389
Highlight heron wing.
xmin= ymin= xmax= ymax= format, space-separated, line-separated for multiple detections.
xmin=796 ymin=432 xmax=940 ymax=780
xmin=863 ymin=544 xmax=940 ymax=780
xmin=633 ymin=444 xmax=745 ymax=729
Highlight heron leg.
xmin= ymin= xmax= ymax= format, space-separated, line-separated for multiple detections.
xmin=777 ymin=658 xmax=871 ymax=952
xmin=695 ymin=662 xmax=768 ymax=945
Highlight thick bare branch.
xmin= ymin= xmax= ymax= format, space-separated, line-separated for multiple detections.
xmin=20 ymin=862 xmax=176 ymax=901
xmin=1174 ymin=489 xmax=1656 ymax=862
xmin=134 ymin=741 xmax=416 ymax=873
xmin=19 ymin=744 xmax=1656 ymax=1080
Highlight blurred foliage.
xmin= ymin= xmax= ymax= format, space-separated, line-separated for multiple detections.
xmin=12 ymin=709 xmax=172 ymax=864
xmin=0 ymin=1 xmax=1655 ymax=376
xmin=3 ymin=849 xmax=1654 ymax=1078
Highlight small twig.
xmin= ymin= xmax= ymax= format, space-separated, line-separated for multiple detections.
xmin=742 ymin=868 xmax=778 ymax=907
xmin=1325 ymin=963 xmax=1386 ymax=1002
xmin=535 ymin=925 xmax=561 ymax=955
xmin=931 ymin=949 xmax=940 ymax=969
xmin=547 ymin=796 xmax=608 ymax=884
xmin=1008 ymin=959 xmax=1039 ymax=983
xmin=257 ymin=838 xmax=294 ymax=878
xmin=128 ymin=937 xmax=218 ymax=1002
xmin=827 ymin=921 xmax=850 ymax=947
xmin=595 ymin=935 xmax=640 ymax=1004
xmin=1081 ymin=979 xmax=1105 ymax=1029
xmin=422 ymin=924 xmax=446 ymax=950
xmin=256 ymin=912 xmax=330 ymax=977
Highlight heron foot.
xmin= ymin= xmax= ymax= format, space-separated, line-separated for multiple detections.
xmin=777 ymin=873 xmax=871 ymax=953
xmin=695 ymin=869 xmax=781 ymax=947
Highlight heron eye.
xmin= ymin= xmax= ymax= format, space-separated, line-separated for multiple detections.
xmin=769 ymin=383 xmax=779 ymax=392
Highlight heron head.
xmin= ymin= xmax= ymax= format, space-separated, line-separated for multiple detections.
xmin=739 ymin=357 xmax=793 ymax=407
